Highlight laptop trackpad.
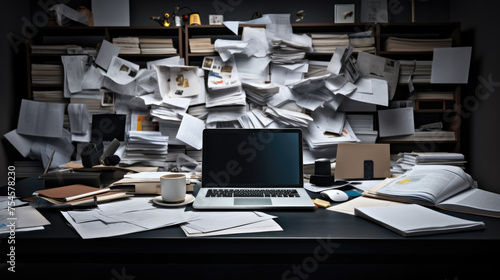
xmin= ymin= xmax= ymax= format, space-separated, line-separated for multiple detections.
xmin=234 ymin=198 xmax=272 ymax=206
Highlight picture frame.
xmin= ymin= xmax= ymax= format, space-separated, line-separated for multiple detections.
xmin=334 ymin=4 xmax=355 ymax=23
xmin=209 ymin=15 xmax=224 ymax=25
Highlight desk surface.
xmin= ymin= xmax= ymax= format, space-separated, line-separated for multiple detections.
xmin=2 ymin=177 xmax=499 ymax=279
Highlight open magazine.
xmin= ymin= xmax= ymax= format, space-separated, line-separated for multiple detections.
xmin=363 ymin=165 xmax=500 ymax=218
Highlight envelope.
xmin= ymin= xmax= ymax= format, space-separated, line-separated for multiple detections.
xmin=335 ymin=143 xmax=391 ymax=180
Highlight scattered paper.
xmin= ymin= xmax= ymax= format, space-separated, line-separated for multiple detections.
xmin=176 ymin=114 xmax=205 ymax=150
xmin=17 ymin=99 xmax=65 ymax=138
xmin=431 ymin=47 xmax=472 ymax=84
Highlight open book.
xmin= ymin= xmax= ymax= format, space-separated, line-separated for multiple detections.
xmin=363 ymin=165 xmax=500 ymax=218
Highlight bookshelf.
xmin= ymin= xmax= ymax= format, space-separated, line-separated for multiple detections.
xmin=184 ymin=23 xmax=376 ymax=65
xmin=24 ymin=22 xmax=463 ymax=159
xmin=375 ymin=22 xmax=462 ymax=153
xmin=26 ymin=26 xmax=183 ymax=100
xmin=184 ymin=24 xmax=266 ymax=66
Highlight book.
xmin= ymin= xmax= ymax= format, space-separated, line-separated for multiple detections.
xmin=33 ymin=184 xmax=129 ymax=206
xmin=395 ymin=152 xmax=466 ymax=172
xmin=408 ymin=91 xmax=454 ymax=100
xmin=379 ymin=130 xmax=456 ymax=142
xmin=189 ymin=38 xmax=215 ymax=53
xmin=355 ymin=204 xmax=485 ymax=237
xmin=139 ymin=38 xmax=173 ymax=44
xmin=385 ymin=37 xmax=453 ymax=52
xmin=363 ymin=165 xmax=500 ymax=218
xmin=34 ymin=184 xmax=110 ymax=202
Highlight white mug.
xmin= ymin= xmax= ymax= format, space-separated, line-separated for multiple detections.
xmin=160 ymin=174 xmax=186 ymax=203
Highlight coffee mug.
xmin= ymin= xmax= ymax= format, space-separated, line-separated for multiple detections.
xmin=160 ymin=174 xmax=186 ymax=203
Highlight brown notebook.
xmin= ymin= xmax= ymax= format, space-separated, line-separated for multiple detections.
xmin=34 ymin=184 xmax=110 ymax=202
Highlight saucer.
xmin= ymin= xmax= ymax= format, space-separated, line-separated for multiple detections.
xmin=152 ymin=194 xmax=195 ymax=207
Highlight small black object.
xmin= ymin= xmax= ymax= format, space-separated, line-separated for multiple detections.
xmin=100 ymin=138 xmax=121 ymax=165
xmin=364 ymin=160 xmax=374 ymax=180
xmin=310 ymin=158 xmax=335 ymax=186
xmin=81 ymin=142 xmax=103 ymax=168
xmin=103 ymin=155 xmax=121 ymax=166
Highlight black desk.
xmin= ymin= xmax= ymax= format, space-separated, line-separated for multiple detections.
xmin=1 ymin=177 xmax=499 ymax=280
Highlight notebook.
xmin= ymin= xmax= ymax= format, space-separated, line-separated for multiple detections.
xmin=193 ymin=128 xmax=315 ymax=210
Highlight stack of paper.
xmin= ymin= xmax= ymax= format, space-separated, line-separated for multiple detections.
xmin=242 ymin=82 xmax=280 ymax=106
xmin=349 ymin=31 xmax=376 ymax=53
xmin=311 ymin=106 xmax=346 ymax=135
xmin=396 ymin=152 xmax=466 ymax=171
xmin=269 ymin=35 xmax=312 ymax=64
xmin=112 ymin=37 xmax=141 ymax=54
xmin=303 ymin=120 xmax=359 ymax=150
xmin=399 ymin=60 xmax=433 ymax=84
xmin=139 ymin=38 xmax=177 ymax=54
xmin=149 ymin=97 xmax=190 ymax=122
xmin=206 ymin=105 xmax=246 ymax=124
xmin=33 ymin=90 xmax=68 ymax=104
xmin=121 ymin=131 xmax=169 ymax=166
xmin=311 ymin=33 xmax=349 ymax=53
xmin=71 ymin=95 xmax=115 ymax=115
xmin=346 ymin=114 xmax=378 ymax=143
xmin=380 ymin=130 xmax=456 ymax=142
xmin=30 ymin=44 xmax=81 ymax=54
xmin=384 ymin=37 xmax=452 ymax=52
xmin=31 ymin=64 xmax=64 ymax=85
xmin=355 ymin=204 xmax=485 ymax=237
xmin=203 ymin=57 xmax=246 ymax=124
xmin=263 ymin=105 xmax=313 ymax=127
xmin=238 ymin=109 xmax=275 ymax=129
xmin=189 ymin=38 xmax=215 ymax=53
xmin=181 ymin=211 xmax=282 ymax=237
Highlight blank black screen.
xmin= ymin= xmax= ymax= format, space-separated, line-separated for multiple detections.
xmin=202 ymin=129 xmax=303 ymax=188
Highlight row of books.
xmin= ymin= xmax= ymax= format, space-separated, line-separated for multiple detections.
xmin=30 ymin=44 xmax=81 ymax=54
xmin=384 ymin=37 xmax=453 ymax=52
xmin=310 ymin=33 xmax=375 ymax=54
xmin=112 ymin=37 xmax=178 ymax=54
xmin=188 ymin=38 xmax=215 ymax=53
xmin=31 ymin=63 xmax=63 ymax=85
xmin=398 ymin=60 xmax=433 ymax=84
xmin=380 ymin=130 xmax=456 ymax=143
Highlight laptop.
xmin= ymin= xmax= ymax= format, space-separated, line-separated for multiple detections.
xmin=193 ymin=128 xmax=315 ymax=210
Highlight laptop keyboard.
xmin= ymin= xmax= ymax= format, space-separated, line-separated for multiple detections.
xmin=206 ymin=189 xmax=301 ymax=198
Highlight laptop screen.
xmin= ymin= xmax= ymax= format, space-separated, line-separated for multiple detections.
xmin=202 ymin=129 xmax=303 ymax=188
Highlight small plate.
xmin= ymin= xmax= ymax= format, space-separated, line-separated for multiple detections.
xmin=152 ymin=194 xmax=195 ymax=207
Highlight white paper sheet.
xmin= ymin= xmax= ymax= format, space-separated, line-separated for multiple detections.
xmin=16 ymin=99 xmax=65 ymax=138
xmin=176 ymin=114 xmax=205 ymax=150
xmin=95 ymin=40 xmax=120 ymax=71
xmin=431 ymin=47 xmax=472 ymax=84
xmin=378 ymin=107 xmax=415 ymax=137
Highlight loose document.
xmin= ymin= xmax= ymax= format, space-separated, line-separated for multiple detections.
xmin=61 ymin=197 xmax=194 ymax=239
xmin=61 ymin=197 xmax=282 ymax=238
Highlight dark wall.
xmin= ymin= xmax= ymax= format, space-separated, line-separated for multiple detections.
xmin=450 ymin=0 xmax=500 ymax=193
xmin=1 ymin=1 xmax=31 ymax=185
